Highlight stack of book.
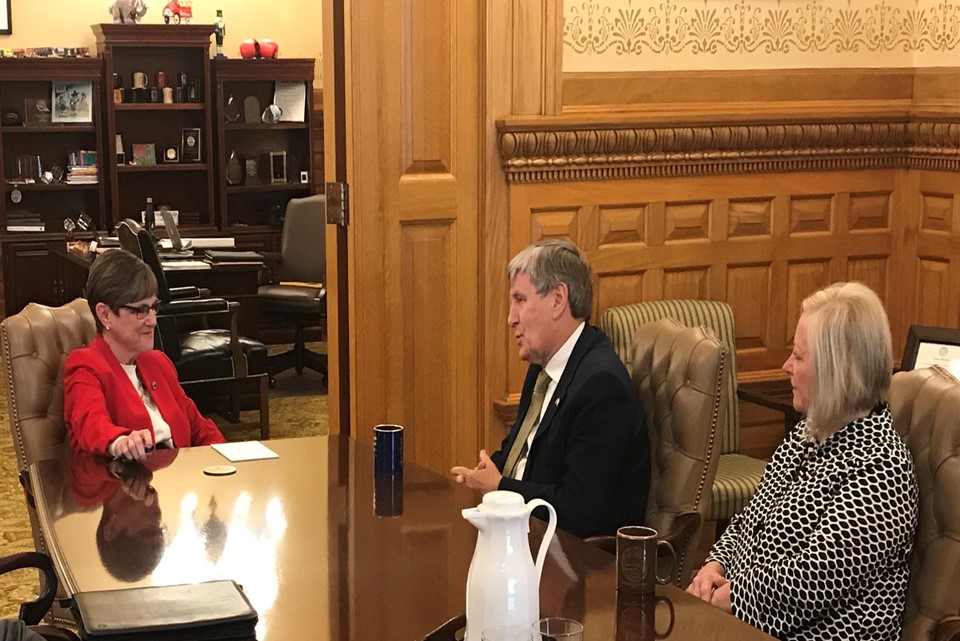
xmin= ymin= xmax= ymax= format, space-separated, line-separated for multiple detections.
xmin=66 ymin=149 xmax=98 ymax=185
xmin=6 ymin=210 xmax=45 ymax=232
xmin=204 ymin=250 xmax=264 ymax=266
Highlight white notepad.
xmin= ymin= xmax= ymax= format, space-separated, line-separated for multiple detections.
xmin=211 ymin=441 xmax=279 ymax=462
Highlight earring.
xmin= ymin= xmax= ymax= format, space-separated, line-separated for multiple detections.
xmin=105 ymin=325 xmax=111 ymax=331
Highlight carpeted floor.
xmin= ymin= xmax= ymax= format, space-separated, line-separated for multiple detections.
xmin=0 ymin=365 xmax=328 ymax=620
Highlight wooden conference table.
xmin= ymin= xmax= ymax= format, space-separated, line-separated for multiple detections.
xmin=29 ymin=436 xmax=774 ymax=641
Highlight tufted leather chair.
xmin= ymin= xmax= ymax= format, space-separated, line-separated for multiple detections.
xmin=586 ymin=318 xmax=726 ymax=587
xmin=889 ymin=366 xmax=960 ymax=641
xmin=117 ymin=220 xmax=270 ymax=438
xmin=1 ymin=299 xmax=95 ymax=626
xmin=257 ymin=195 xmax=328 ymax=385
xmin=601 ymin=300 xmax=767 ymax=531
xmin=632 ymin=318 xmax=727 ymax=586
xmin=1 ymin=299 xmax=95 ymax=550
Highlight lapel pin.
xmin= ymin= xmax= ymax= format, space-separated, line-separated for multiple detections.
xmin=554 ymin=397 xmax=560 ymax=406
xmin=151 ymin=381 xmax=157 ymax=390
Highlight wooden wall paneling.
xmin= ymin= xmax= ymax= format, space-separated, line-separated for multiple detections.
xmin=915 ymin=171 xmax=960 ymax=331
xmin=483 ymin=0 xmax=517 ymax=452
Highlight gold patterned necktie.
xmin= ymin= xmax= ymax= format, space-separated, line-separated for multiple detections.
xmin=503 ymin=370 xmax=551 ymax=478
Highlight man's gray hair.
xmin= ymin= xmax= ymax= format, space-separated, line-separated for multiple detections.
xmin=507 ymin=239 xmax=592 ymax=320
xmin=801 ymin=281 xmax=892 ymax=434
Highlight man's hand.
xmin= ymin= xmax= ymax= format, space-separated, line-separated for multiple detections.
xmin=450 ymin=449 xmax=503 ymax=493
xmin=687 ymin=560 xmax=728 ymax=603
xmin=113 ymin=429 xmax=154 ymax=462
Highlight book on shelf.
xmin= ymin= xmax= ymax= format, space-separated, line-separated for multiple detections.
xmin=6 ymin=222 xmax=45 ymax=232
xmin=66 ymin=163 xmax=99 ymax=185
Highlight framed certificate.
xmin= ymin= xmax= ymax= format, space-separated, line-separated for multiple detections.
xmin=902 ymin=325 xmax=960 ymax=379
xmin=181 ymin=127 xmax=201 ymax=163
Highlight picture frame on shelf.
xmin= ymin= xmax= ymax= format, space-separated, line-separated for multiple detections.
xmin=243 ymin=157 xmax=259 ymax=185
xmin=131 ymin=143 xmax=157 ymax=166
xmin=163 ymin=146 xmax=179 ymax=163
xmin=902 ymin=325 xmax=960 ymax=380
xmin=0 ymin=0 xmax=10 ymax=36
xmin=51 ymin=81 xmax=93 ymax=123
xmin=24 ymin=97 xmax=51 ymax=124
xmin=181 ymin=127 xmax=201 ymax=162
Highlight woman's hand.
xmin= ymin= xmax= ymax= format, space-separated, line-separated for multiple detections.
xmin=687 ymin=560 xmax=728 ymax=603
xmin=710 ymin=581 xmax=732 ymax=612
xmin=113 ymin=429 xmax=154 ymax=462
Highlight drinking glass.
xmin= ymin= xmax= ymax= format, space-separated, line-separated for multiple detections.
xmin=532 ymin=618 xmax=583 ymax=641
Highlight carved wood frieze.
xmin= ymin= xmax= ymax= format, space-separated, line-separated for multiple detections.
xmin=497 ymin=119 xmax=960 ymax=182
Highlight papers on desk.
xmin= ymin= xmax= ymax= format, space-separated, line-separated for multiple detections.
xmin=159 ymin=237 xmax=235 ymax=250
xmin=159 ymin=259 xmax=211 ymax=270
xmin=212 ymin=441 xmax=279 ymax=462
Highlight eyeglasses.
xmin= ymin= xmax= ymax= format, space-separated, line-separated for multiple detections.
xmin=118 ymin=301 xmax=162 ymax=319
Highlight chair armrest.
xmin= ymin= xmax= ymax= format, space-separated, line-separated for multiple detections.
xmin=0 ymin=551 xmax=58 ymax=624
xmin=159 ymin=297 xmax=233 ymax=317
xmin=664 ymin=511 xmax=701 ymax=554
xmin=934 ymin=619 xmax=960 ymax=641
xmin=260 ymin=252 xmax=282 ymax=286
xmin=421 ymin=614 xmax=466 ymax=641
xmin=168 ymin=286 xmax=211 ymax=300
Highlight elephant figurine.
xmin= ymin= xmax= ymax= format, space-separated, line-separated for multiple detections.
xmin=109 ymin=0 xmax=148 ymax=23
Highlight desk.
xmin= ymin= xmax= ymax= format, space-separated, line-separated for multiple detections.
xmin=738 ymin=380 xmax=801 ymax=438
xmin=29 ymin=436 xmax=774 ymax=641
xmin=54 ymin=246 xmax=262 ymax=338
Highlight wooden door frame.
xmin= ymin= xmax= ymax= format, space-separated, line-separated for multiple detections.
xmin=323 ymin=0 xmax=350 ymax=436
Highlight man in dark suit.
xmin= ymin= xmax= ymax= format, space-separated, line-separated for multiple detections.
xmin=452 ymin=239 xmax=649 ymax=537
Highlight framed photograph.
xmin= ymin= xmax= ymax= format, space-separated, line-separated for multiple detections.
xmin=163 ymin=146 xmax=179 ymax=163
xmin=24 ymin=98 xmax=51 ymax=124
xmin=902 ymin=325 xmax=960 ymax=379
xmin=181 ymin=127 xmax=201 ymax=162
xmin=0 ymin=0 xmax=10 ymax=35
xmin=51 ymin=81 xmax=93 ymax=123
xmin=131 ymin=143 xmax=157 ymax=166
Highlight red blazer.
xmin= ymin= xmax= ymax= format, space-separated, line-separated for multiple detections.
xmin=65 ymin=335 xmax=225 ymax=455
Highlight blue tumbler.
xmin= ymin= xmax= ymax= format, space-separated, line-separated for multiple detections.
xmin=374 ymin=424 xmax=404 ymax=475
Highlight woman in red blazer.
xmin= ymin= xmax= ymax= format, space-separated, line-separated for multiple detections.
xmin=65 ymin=249 xmax=225 ymax=460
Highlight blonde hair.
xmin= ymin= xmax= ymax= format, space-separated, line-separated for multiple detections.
xmin=800 ymin=282 xmax=892 ymax=435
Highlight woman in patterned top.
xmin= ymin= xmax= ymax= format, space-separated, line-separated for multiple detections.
xmin=688 ymin=282 xmax=918 ymax=641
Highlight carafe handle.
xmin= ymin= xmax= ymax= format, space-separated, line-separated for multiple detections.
xmin=527 ymin=498 xmax=557 ymax=583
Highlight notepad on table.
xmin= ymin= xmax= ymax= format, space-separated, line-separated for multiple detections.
xmin=212 ymin=441 xmax=279 ymax=462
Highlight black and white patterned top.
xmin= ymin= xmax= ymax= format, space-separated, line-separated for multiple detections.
xmin=706 ymin=404 xmax=918 ymax=641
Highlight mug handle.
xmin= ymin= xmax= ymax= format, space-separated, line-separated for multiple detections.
xmin=655 ymin=540 xmax=677 ymax=585
xmin=655 ymin=595 xmax=675 ymax=639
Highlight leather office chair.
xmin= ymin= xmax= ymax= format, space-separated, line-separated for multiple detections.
xmin=587 ymin=318 xmax=726 ymax=587
xmin=601 ymin=300 xmax=767 ymax=532
xmin=889 ymin=366 xmax=960 ymax=641
xmin=257 ymin=195 xmax=328 ymax=385
xmin=117 ymin=220 xmax=270 ymax=438
xmin=0 ymin=298 xmax=96 ymax=626
xmin=0 ymin=552 xmax=80 ymax=641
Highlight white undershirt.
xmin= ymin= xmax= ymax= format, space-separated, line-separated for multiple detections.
xmin=108 ymin=363 xmax=174 ymax=457
xmin=512 ymin=321 xmax=585 ymax=480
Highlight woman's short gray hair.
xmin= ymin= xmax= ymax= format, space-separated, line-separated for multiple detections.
xmin=507 ymin=239 xmax=593 ymax=320
xmin=85 ymin=249 xmax=157 ymax=334
xmin=801 ymin=281 xmax=892 ymax=432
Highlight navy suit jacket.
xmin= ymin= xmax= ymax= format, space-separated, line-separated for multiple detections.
xmin=493 ymin=323 xmax=649 ymax=538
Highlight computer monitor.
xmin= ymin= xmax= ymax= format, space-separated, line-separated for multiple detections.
xmin=160 ymin=209 xmax=191 ymax=251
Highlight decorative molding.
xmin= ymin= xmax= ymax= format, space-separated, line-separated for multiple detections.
xmin=497 ymin=118 xmax=960 ymax=182
xmin=564 ymin=0 xmax=960 ymax=71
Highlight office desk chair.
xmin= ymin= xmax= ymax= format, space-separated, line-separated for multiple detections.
xmin=258 ymin=195 xmax=328 ymax=386
xmin=117 ymin=220 xmax=270 ymax=438
xmin=0 ymin=552 xmax=80 ymax=640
